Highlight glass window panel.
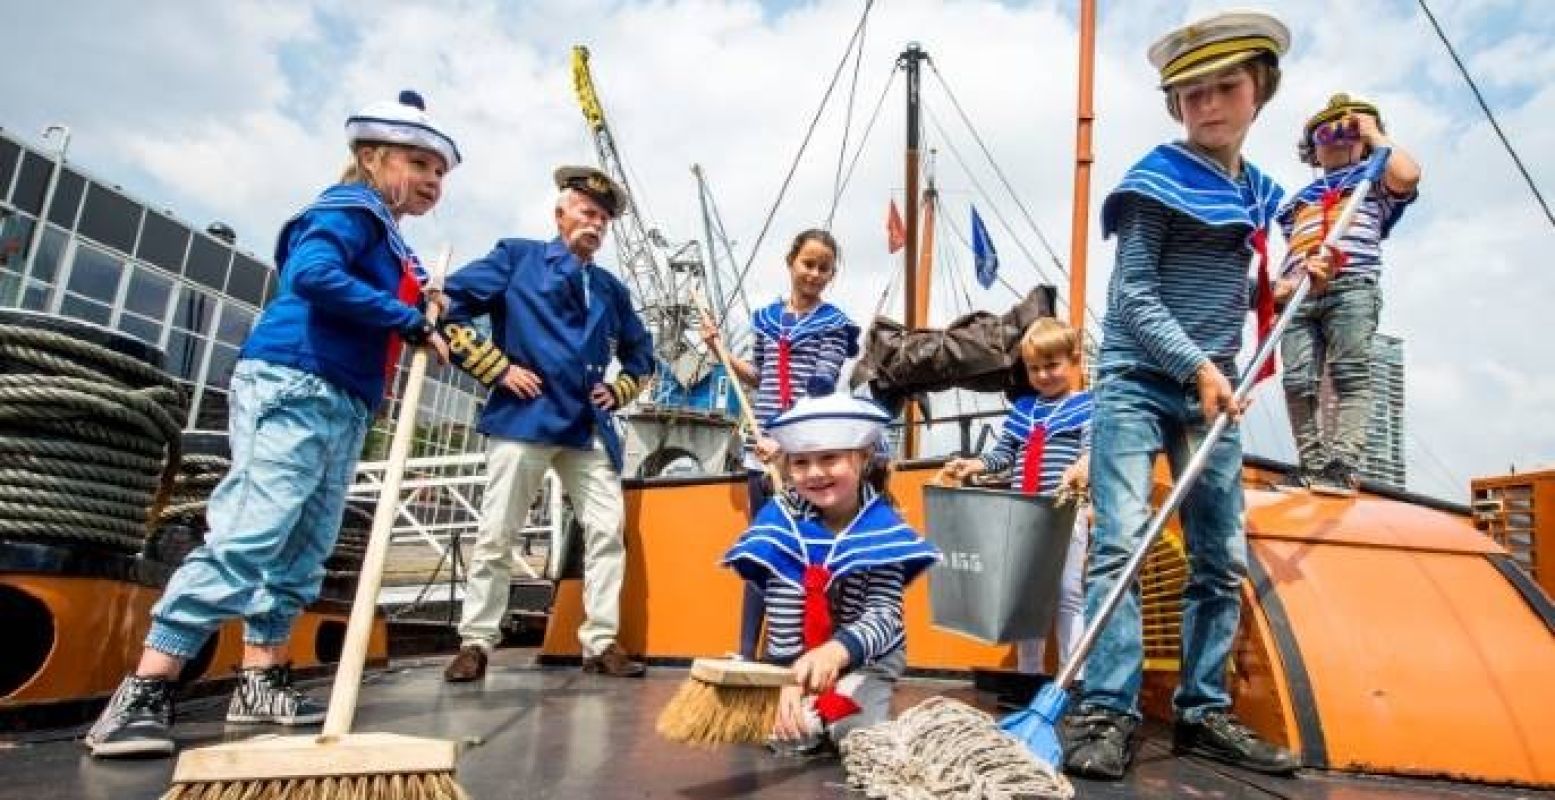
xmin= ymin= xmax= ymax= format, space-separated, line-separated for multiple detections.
xmin=12 ymin=151 xmax=52 ymax=215
xmin=215 ymin=304 xmax=253 ymax=346
xmin=226 ymin=253 xmax=268 ymax=306
xmin=123 ymin=267 xmax=172 ymax=319
xmin=163 ymin=330 xmax=207 ymax=380
xmin=78 ymin=184 xmax=141 ymax=253
xmin=21 ymin=280 xmax=49 ymax=311
xmin=171 ymin=287 xmax=215 ymax=334
xmin=47 ymin=170 xmax=85 ymax=228
xmin=0 ymin=210 xmax=33 ymax=272
xmin=117 ymin=312 xmax=162 ymax=344
xmin=196 ymin=388 xmax=230 ymax=431
xmin=0 ymin=138 xmax=18 ymax=197
xmin=30 ymin=226 xmax=65 ymax=283
xmin=61 ymin=293 xmax=111 ymax=326
xmin=66 ymin=245 xmax=124 ymax=303
xmin=0 ymin=267 xmax=19 ymax=305
xmin=206 ymin=342 xmax=240 ymax=386
xmin=184 ymin=234 xmax=230 ymax=290
xmin=136 ymin=210 xmax=189 ymax=272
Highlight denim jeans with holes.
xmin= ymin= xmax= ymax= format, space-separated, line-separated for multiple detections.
xmin=1078 ymin=368 xmax=1247 ymax=723
xmin=145 ymin=360 xmax=370 ymax=659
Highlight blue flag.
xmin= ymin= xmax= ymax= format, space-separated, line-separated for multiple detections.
xmin=971 ymin=205 xmax=999 ymax=289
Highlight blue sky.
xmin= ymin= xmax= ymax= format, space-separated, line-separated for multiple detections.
xmin=3 ymin=0 xmax=1552 ymax=500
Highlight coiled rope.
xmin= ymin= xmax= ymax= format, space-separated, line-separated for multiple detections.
xmin=840 ymin=696 xmax=1074 ymax=800
xmin=0 ymin=321 xmax=186 ymax=553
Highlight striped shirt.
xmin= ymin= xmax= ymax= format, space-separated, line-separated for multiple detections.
xmin=1097 ymin=194 xmax=1261 ymax=383
xmin=762 ymin=492 xmax=911 ymax=667
xmin=1278 ymin=163 xmax=1417 ymax=279
xmin=747 ymin=300 xmax=858 ymax=466
xmin=980 ymin=391 xmax=1093 ymax=496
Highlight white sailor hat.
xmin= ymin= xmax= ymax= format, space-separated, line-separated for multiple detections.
xmin=768 ymin=383 xmax=891 ymax=455
xmin=346 ymin=90 xmax=461 ymax=170
xmin=1148 ymin=9 xmax=1290 ymax=89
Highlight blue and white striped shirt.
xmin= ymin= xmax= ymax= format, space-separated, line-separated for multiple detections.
xmin=1277 ymin=161 xmax=1417 ymax=279
xmin=749 ymin=299 xmax=859 ymax=427
xmin=980 ymin=391 xmax=1093 ymax=496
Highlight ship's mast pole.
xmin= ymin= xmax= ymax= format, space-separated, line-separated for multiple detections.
xmin=1069 ymin=0 xmax=1096 ymax=369
xmin=899 ymin=42 xmax=928 ymax=458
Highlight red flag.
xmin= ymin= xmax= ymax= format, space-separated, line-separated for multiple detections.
xmin=887 ymin=199 xmax=906 ymax=253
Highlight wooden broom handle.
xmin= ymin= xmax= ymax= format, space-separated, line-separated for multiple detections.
xmin=321 ymin=244 xmax=450 ymax=739
xmin=692 ymin=288 xmax=784 ymax=494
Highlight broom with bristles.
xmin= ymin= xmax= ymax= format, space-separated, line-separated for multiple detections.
xmin=161 ymin=246 xmax=467 ymax=800
xmin=654 ymin=289 xmax=794 ymax=747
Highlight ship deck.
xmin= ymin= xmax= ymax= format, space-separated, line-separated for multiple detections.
xmin=0 ymin=649 xmax=1547 ymax=800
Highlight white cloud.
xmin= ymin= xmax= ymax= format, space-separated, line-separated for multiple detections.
xmin=3 ymin=0 xmax=1551 ymax=500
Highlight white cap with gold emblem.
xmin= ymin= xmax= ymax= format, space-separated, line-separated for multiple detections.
xmin=1148 ymin=9 xmax=1290 ymax=89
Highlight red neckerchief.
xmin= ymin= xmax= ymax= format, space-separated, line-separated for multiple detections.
xmin=1250 ymin=228 xmax=1278 ymax=384
xmin=801 ymin=564 xmax=862 ymax=723
xmin=1021 ymin=424 xmax=1047 ymax=496
xmin=777 ymin=335 xmax=793 ymax=410
xmin=384 ymin=257 xmax=422 ymax=397
xmin=1318 ymin=187 xmax=1350 ymax=275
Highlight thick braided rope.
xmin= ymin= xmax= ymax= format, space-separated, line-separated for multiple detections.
xmin=839 ymin=697 xmax=1074 ymax=800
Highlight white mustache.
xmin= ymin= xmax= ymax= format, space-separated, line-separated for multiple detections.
xmin=570 ymin=226 xmax=602 ymax=242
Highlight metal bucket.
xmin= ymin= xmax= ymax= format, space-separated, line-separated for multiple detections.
xmin=923 ymin=484 xmax=1078 ymax=644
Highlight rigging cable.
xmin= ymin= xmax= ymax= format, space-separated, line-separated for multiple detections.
xmin=718 ymin=0 xmax=876 ymax=324
xmin=830 ymin=67 xmax=900 ymax=217
xmin=1417 ymin=0 xmax=1555 ymax=230
xmin=827 ymin=3 xmax=872 ymax=230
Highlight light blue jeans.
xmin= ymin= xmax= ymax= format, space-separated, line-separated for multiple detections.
xmin=146 ymin=360 xmax=370 ymax=659
xmin=1281 ymin=275 xmax=1382 ymax=472
xmin=1079 ymin=368 xmax=1246 ymax=723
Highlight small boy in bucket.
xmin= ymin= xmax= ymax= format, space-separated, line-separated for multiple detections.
xmin=1063 ymin=10 xmax=1301 ymax=780
xmin=943 ymin=317 xmax=1093 ymax=680
xmin=721 ymin=384 xmax=940 ymax=756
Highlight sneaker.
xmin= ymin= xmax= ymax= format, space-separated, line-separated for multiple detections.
xmin=1309 ymin=460 xmax=1359 ymax=498
xmin=581 ymin=643 xmax=646 ymax=678
xmin=443 ymin=645 xmax=489 ymax=683
xmin=1173 ymin=710 xmax=1300 ymax=775
xmin=1060 ymin=706 xmax=1137 ymax=780
xmin=1269 ymin=469 xmax=1310 ymax=492
xmin=225 ymin=664 xmax=327 ymax=725
xmin=84 ymin=675 xmax=175 ymax=758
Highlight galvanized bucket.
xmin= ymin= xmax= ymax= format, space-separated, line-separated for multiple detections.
xmin=922 ymin=484 xmax=1078 ymax=644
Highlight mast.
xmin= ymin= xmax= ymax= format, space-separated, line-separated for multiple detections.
xmin=899 ymin=42 xmax=928 ymax=458
xmin=1069 ymin=0 xmax=1097 ymax=357
xmin=914 ymin=152 xmax=938 ymax=328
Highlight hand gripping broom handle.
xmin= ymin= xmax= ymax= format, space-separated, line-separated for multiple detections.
xmin=692 ymin=286 xmax=785 ymax=494
xmin=321 ymin=244 xmax=451 ymax=739
xmin=1048 ymin=149 xmax=1391 ymax=693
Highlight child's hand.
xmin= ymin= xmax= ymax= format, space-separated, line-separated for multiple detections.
xmin=942 ymin=457 xmax=985 ymax=484
xmin=1194 ymin=362 xmax=1243 ymax=424
xmin=754 ymin=436 xmax=782 ymax=463
xmin=791 ymin=641 xmax=850 ymax=694
xmin=1353 ymin=112 xmax=1389 ymax=147
xmin=698 ymin=316 xmax=720 ymax=347
xmin=772 ymin=685 xmax=809 ymax=741
xmin=1058 ymin=455 xmax=1089 ymax=497
xmin=1303 ymin=252 xmax=1334 ymax=294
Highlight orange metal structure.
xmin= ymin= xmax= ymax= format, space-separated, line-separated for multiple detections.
xmin=1472 ymin=468 xmax=1555 ymax=599
xmin=544 ymin=462 xmax=1555 ymax=787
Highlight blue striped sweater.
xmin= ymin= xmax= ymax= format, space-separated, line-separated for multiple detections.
xmin=979 ymin=391 xmax=1093 ymax=496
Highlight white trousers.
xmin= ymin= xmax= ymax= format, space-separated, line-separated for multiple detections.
xmin=459 ymin=436 xmax=625 ymax=657
xmin=1017 ymin=511 xmax=1090 ymax=677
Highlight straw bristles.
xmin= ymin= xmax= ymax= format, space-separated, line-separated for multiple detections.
xmin=655 ymin=677 xmax=781 ymax=746
xmin=160 ymin=771 xmax=468 ymax=800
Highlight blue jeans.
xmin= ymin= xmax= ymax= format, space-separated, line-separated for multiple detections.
xmin=1280 ymin=275 xmax=1381 ymax=472
xmin=1080 ymin=368 xmax=1247 ymax=723
xmin=146 ymin=360 xmax=370 ymax=659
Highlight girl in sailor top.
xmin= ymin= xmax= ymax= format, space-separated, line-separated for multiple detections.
xmin=943 ymin=318 xmax=1092 ymax=678
xmin=721 ymin=390 xmax=940 ymax=755
xmin=700 ymin=229 xmax=860 ymax=660
xmin=85 ymin=91 xmax=456 ymax=759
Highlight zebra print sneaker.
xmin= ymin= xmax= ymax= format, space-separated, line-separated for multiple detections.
xmin=225 ymin=664 xmax=327 ymax=725
xmin=85 ymin=675 xmax=176 ymax=757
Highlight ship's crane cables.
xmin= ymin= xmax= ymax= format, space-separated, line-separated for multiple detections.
xmin=717 ymin=0 xmax=876 ymax=324
xmin=830 ymin=67 xmax=899 ymax=219
xmin=827 ymin=5 xmax=872 ymax=230
xmin=1418 ymin=0 xmax=1554 ymax=232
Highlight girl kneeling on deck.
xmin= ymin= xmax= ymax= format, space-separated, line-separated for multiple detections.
xmin=721 ymin=384 xmax=940 ymax=756
xmin=85 ymin=91 xmax=455 ymax=759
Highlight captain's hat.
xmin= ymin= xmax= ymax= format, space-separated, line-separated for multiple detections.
xmin=1304 ymin=92 xmax=1383 ymax=138
xmin=346 ymin=90 xmax=461 ymax=170
xmin=1148 ymin=10 xmax=1290 ymax=89
xmin=767 ymin=377 xmax=890 ymax=455
xmin=554 ymin=165 xmax=628 ymax=219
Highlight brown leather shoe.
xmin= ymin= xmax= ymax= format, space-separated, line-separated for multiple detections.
xmin=443 ymin=646 xmax=488 ymax=683
xmin=581 ymin=643 xmax=646 ymax=678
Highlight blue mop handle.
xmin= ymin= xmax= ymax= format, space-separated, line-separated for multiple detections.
xmin=1045 ymin=148 xmax=1392 ymax=694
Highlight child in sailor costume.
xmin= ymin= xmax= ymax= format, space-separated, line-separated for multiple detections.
xmin=721 ymin=388 xmax=939 ymax=754
xmin=86 ymin=91 xmax=457 ymax=759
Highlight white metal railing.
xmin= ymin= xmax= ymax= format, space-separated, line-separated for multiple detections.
xmin=349 ymin=452 xmax=563 ymax=583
